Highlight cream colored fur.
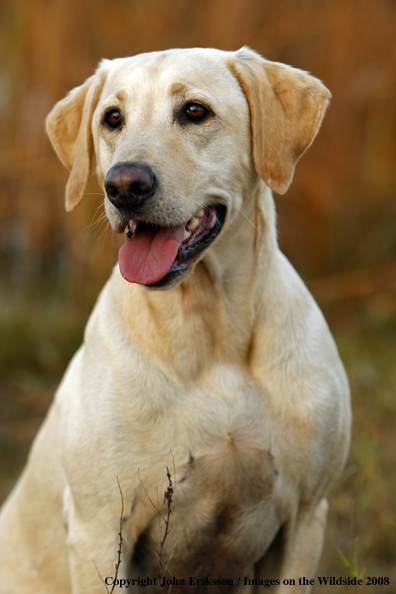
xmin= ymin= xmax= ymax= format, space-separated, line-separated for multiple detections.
xmin=0 ymin=47 xmax=351 ymax=594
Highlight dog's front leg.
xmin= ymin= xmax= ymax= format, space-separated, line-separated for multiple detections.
xmin=65 ymin=490 xmax=131 ymax=594
xmin=254 ymin=498 xmax=328 ymax=594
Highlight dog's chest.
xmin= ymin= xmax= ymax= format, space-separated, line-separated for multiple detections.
xmin=125 ymin=375 xmax=280 ymax=592
xmin=123 ymin=365 xmax=281 ymax=590
xmin=114 ymin=362 xmax=274 ymax=461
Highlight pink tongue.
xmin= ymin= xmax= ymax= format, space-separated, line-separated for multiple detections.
xmin=118 ymin=224 xmax=185 ymax=285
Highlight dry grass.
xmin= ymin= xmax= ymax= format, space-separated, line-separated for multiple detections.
xmin=1 ymin=0 xmax=396 ymax=287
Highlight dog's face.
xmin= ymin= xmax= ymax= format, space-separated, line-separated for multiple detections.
xmin=94 ymin=49 xmax=252 ymax=288
xmin=46 ymin=47 xmax=330 ymax=289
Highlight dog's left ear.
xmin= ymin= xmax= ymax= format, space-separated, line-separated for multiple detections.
xmin=231 ymin=47 xmax=331 ymax=194
xmin=46 ymin=72 xmax=105 ymax=211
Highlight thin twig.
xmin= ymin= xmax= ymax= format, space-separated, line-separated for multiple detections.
xmin=170 ymin=449 xmax=176 ymax=493
xmin=138 ymin=467 xmax=175 ymax=593
xmin=113 ymin=477 xmax=124 ymax=590
xmin=94 ymin=476 xmax=124 ymax=594
xmin=159 ymin=468 xmax=174 ymax=594
xmin=93 ymin=559 xmax=110 ymax=594
xmin=138 ymin=469 xmax=167 ymax=524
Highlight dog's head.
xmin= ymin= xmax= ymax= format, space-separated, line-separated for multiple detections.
xmin=46 ymin=47 xmax=330 ymax=289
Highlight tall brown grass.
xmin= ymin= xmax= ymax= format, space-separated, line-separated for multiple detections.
xmin=1 ymin=0 xmax=395 ymax=289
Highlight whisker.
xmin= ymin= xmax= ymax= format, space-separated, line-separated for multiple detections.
xmin=88 ymin=217 xmax=108 ymax=242
xmin=67 ymin=192 xmax=106 ymax=197
xmin=238 ymin=206 xmax=259 ymax=232
xmin=99 ymin=220 xmax=111 ymax=246
xmin=84 ymin=205 xmax=108 ymax=241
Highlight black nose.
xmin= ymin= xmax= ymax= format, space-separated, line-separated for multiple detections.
xmin=104 ymin=163 xmax=157 ymax=209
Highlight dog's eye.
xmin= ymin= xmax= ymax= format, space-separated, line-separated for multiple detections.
xmin=104 ymin=109 xmax=122 ymax=129
xmin=186 ymin=104 xmax=208 ymax=120
xmin=182 ymin=103 xmax=210 ymax=123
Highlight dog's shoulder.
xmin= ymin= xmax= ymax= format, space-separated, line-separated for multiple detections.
xmin=251 ymin=251 xmax=351 ymax=451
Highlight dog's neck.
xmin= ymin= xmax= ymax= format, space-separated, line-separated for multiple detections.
xmin=114 ymin=183 xmax=277 ymax=379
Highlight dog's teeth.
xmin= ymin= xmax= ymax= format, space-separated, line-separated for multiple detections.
xmin=126 ymin=219 xmax=137 ymax=239
xmin=188 ymin=217 xmax=199 ymax=231
xmin=195 ymin=208 xmax=205 ymax=218
xmin=183 ymin=229 xmax=191 ymax=242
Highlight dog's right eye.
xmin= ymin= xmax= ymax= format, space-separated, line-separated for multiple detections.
xmin=104 ymin=110 xmax=122 ymax=129
xmin=178 ymin=102 xmax=211 ymax=125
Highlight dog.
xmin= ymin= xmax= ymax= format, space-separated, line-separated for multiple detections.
xmin=0 ymin=47 xmax=351 ymax=593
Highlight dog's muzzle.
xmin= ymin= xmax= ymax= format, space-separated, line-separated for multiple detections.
xmin=104 ymin=164 xmax=226 ymax=288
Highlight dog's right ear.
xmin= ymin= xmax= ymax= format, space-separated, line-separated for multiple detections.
xmin=46 ymin=74 xmax=104 ymax=212
xmin=230 ymin=47 xmax=331 ymax=195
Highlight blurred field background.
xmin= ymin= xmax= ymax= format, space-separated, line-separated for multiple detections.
xmin=0 ymin=0 xmax=395 ymax=590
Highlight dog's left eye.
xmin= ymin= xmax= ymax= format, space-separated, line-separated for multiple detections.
xmin=104 ymin=109 xmax=122 ymax=129
xmin=180 ymin=103 xmax=211 ymax=123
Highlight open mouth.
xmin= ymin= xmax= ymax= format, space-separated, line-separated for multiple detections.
xmin=118 ymin=204 xmax=226 ymax=286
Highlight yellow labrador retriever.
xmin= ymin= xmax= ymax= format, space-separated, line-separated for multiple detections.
xmin=0 ymin=47 xmax=351 ymax=593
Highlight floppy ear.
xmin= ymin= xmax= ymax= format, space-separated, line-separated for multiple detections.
xmin=46 ymin=74 xmax=104 ymax=211
xmin=230 ymin=47 xmax=331 ymax=194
